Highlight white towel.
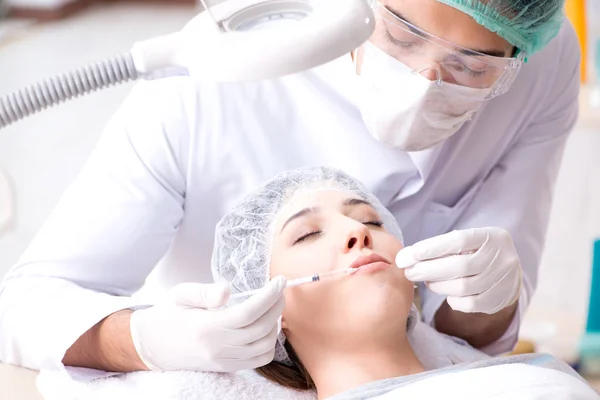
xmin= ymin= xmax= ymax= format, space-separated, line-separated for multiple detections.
xmin=36 ymin=322 xmax=489 ymax=400
xmin=371 ymin=364 xmax=600 ymax=400
xmin=37 ymin=368 xmax=317 ymax=400
xmin=408 ymin=321 xmax=491 ymax=369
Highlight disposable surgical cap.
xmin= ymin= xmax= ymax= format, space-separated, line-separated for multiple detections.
xmin=435 ymin=0 xmax=566 ymax=56
xmin=211 ymin=166 xmax=416 ymax=365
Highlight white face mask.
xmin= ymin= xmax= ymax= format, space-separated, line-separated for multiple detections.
xmin=355 ymin=42 xmax=492 ymax=152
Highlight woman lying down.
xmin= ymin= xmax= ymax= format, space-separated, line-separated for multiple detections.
xmin=212 ymin=166 xmax=598 ymax=400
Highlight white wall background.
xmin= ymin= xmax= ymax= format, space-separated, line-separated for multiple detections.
xmin=0 ymin=3 xmax=196 ymax=274
xmin=587 ymin=0 xmax=600 ymax=85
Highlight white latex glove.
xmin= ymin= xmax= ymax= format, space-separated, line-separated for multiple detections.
xmin=396 ymin=227 xmax=522 ymax=315
xmin=130 ymin=276 xmax=286 ymax=372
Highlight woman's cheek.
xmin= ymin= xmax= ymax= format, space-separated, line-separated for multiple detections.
xmin=281 ymin=288 xmax=316 ymax=332
xmin=392 ymin=266 xmax=415 ymax=299
xmin=291 ymin=251 xmax=325 ymax=277
xmin=273 ymin=239 xmax=344 ymax=279
xmin=272 ymin=250 xmax=315 ymax=280
xmin=289 ymin=242 xmax=334 ymax=276
xmin=269 ymin=250 xmax=290 ymax=279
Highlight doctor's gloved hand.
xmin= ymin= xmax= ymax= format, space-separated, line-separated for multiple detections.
xmin=396 ymin=227 xmax=522 ymax=315
xmin=129 ymin=277 xmax=286 ymax=372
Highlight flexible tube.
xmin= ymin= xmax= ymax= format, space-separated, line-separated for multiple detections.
xmin=0 ymin=52 xmax=138 ymax=129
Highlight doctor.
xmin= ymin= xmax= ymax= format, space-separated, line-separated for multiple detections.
xmin=0 ymin=0 xmax=578 ymax=377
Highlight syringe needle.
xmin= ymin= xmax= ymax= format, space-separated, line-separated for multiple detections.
xmin=286 ymin=267 xmax=357 ymax=288
xmin=230 ymin=267 xmax=357 ymax=300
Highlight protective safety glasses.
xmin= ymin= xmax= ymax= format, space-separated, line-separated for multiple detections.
xmin=369 ymin=1 xmax=524 ymax=99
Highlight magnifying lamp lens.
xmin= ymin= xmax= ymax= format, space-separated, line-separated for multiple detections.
xmin=223 ymin=1 xmax=313 ymax=31
xmin=236 ymin=11 xmax=308 ymax=31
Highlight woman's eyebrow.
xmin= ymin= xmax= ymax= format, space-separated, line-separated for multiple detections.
xmin=343 ymin=198 xmax=373 ymax=207
xmin=280 ymin=207 xmax=318 ymax=233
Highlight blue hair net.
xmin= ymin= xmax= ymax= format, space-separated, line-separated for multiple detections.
xmin=436 ymin=0 xmax=566 ymax=55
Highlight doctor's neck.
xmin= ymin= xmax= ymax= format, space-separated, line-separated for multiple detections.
xmin=288 ymin=330 xmax=425 ymax=399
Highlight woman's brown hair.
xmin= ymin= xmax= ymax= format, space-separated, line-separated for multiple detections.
xmin=256 ymin=341 xmax=315 ymax=391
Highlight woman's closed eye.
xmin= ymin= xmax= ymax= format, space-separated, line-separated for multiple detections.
xmin=293 ymin=220 xmax=385 ymax=245
xmin=293 ymin=230 xmax=322 ymax=245
xmin=364 ymin=220 xmax=384 ymax=228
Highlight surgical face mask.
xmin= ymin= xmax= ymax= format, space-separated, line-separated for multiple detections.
xmin=355 ymin=41 xmax=492 ymax=152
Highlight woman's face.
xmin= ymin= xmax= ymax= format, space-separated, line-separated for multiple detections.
xmin=270 ymin=190 xmax=414 ymax=350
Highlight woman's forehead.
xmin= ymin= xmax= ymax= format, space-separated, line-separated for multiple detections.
xmin=276 ymin=190 xmax=364 ymax=225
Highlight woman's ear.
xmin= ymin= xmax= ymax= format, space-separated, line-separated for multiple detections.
xmin=281 ymin=316 xmax=288 ymax=330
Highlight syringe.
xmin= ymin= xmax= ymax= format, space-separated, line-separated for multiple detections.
xmin=230 ymin=267 xmax=358 ymax=300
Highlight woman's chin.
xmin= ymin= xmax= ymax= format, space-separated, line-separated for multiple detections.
xmin=285 ymin=278 xmax=412 ymax=345
xmin=339 ymin=276 xmax=412 ymax=316
xmin=286 ymin=270 xmax=412 ymax=323
xmin=335 ymin=291 xmax=411 ymax=340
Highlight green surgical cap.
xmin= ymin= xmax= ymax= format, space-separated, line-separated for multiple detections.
xmin=436 ymin=0 xmax=566 ymax=56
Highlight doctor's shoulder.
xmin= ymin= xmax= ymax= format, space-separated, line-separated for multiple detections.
xmin=505 ymin=19 xmax=580 ymax=144
xmin=109 ymin=75 xmax=200 ymax=132
xmin=111 ymin=74 xmax=283 ymax=137
xmin=104 ymin=74 xmax=242 ymax=158
xmin=535 ymin=18 xmax=580 ymax=94
xmin=515 ymin=19 xmax=579 ymax=96
xmin=102 ymin=74 xmax=290 ymax=177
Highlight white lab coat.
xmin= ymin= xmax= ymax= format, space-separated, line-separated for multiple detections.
xmin=0 ymin=21 xmax=580 ymax=376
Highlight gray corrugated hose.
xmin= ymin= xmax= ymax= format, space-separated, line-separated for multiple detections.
xmin=0 ymin=52 xmax=139 ymax=129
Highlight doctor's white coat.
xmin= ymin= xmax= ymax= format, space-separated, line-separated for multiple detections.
xmin=0 ymin=22 xmax=580 ymax=375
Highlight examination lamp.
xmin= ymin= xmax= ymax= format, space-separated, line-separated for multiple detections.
xmin=0 ymin=0 xmax=375 ymax=129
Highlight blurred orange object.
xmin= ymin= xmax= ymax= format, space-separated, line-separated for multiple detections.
xmin=565 ymin=0 xmax=587 ymax=83
xmin=510 ymin=340 xmax=536 ymax=355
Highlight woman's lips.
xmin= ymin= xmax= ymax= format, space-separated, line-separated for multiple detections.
xmin=350 ymin=253 xmax=392 ymax=275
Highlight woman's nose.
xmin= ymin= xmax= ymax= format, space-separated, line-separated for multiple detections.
xmin=343 ymin=223 xmax=373 ymax=252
